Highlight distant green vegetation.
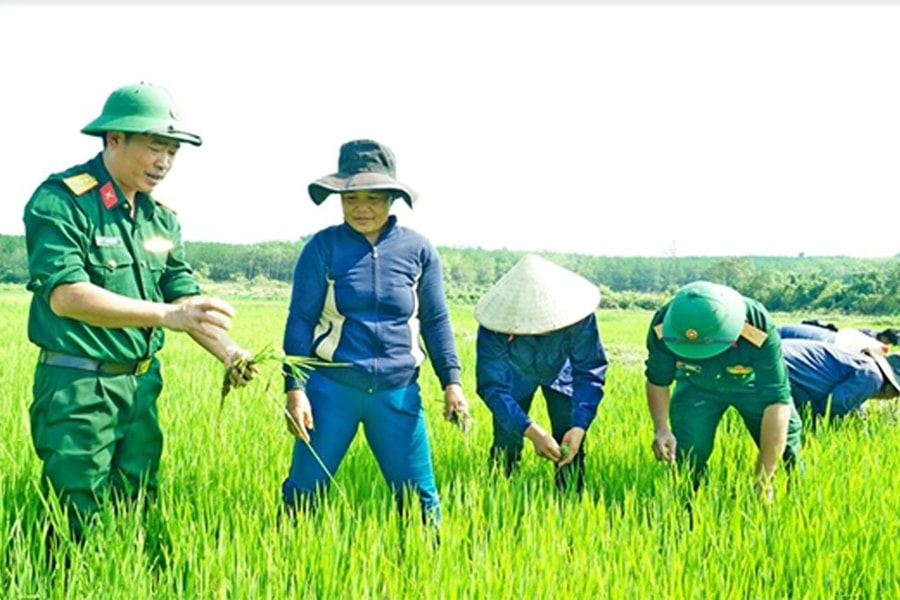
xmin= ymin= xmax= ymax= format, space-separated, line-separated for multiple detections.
xmin=3 ymin=234 xmax=900 ymax=314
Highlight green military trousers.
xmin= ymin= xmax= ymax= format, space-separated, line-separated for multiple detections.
xmin=30 ymin=358 xmax=164 ymax=535
xmin=669 ymin=381 xmax=802 ymax=484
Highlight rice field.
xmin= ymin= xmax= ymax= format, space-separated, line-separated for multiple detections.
xmin=2 ymin=285 xmax=900 ymax=599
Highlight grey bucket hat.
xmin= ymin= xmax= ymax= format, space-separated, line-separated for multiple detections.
xmin=308 ymin=139 xmax=417 ymax=208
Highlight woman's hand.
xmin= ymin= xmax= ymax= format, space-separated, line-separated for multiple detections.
xmin=443 ymin=383 xmax=470 ymax=425
xmin=285 ymin=389 xmax=314 ymax=442
xmin=557 ymin=427 xmax=586 ymax=467
xmin=524 ymin=423 xmax=561 ymax=462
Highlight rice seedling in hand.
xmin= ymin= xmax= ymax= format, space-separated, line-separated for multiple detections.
xmin=450 ymin=406 xmax=473 ymax=434
xmin=219 ymin=343 xmax=349 ymax=495
xmin=219 ymin=343 xmax=341 ymax=412
xmin=439 ymin=399 xmax=473 ymax=438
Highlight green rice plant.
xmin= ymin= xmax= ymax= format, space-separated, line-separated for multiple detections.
xmin=219 ymin=342 xmax=350 ymax=496
xmin=4 ymin=290 xmax=900 ymax=598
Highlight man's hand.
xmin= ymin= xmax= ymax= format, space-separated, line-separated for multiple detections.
xmin=285 ymin=389 xmax=314 ymax=442
xmin=225 ymin=347 xmax=258 ymax=389
xmin=754 ymin=479 xmax=775 ymax=504
xmin=652 ymin=427 xmax=677 ymax=463
xmin=166 ymin=296 xmax=235 ymax=340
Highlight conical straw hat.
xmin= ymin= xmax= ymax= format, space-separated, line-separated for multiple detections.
xmin=474 ymin=254 xmax=601 ymax=334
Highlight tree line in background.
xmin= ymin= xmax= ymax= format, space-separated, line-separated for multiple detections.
xmin=3 ymin=234 xmax=899 ymax=314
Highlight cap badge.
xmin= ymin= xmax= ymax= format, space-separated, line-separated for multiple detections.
xmin=685 ymin=329 xmax=699 ymax=341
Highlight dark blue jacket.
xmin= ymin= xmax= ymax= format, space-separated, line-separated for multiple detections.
xmin=476 ymin=314 xmax=608 ymax=435
xmin=781 ymin=338 xmax=883 ymax=417
xmin=283 ymin=216 xmax=461 ymax=393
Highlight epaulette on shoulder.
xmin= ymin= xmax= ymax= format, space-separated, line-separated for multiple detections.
xmin=653 ymin=323 xmax=664 ymax=340
xmin=740 ymin=322 xmax=767 ymax=347
xmin=62 ymin=173 xmax=99 ymax=196
xmin=153 ymin=197 xmax=178 ymax=214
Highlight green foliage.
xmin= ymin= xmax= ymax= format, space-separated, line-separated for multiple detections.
xmin=0 ymin=235 xmax=28 ymax=283
xmin=3 ymin=233 xmax=900 ymax=314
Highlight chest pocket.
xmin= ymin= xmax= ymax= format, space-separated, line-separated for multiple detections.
xmin=141 ymin=236 xmax=172 ymax=276
xmin=86 ymin=243 xmax=136 ymax=289
xmin=144 ymin=251 xmax=168 ymax=291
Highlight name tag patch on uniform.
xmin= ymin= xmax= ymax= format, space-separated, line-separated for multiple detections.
xmin=675 ymin=361 xmax=701 ymax=373
xmin=95 ymin=236 xmax=123 ymax=247
xmin=143 ymin=237 xmax=174 ymax=253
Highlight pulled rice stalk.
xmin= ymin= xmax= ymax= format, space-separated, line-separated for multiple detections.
xmin=220 ymin=343 xmax=348 ymax=496
xmin=220 ymin=343 xmax=342 ymax=407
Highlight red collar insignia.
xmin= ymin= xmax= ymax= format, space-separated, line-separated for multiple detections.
xmin=100 ymin=182 xmax=117 ymax=209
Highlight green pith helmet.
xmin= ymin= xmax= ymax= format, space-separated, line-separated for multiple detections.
xmin=81 ymin=82 xmax=202 ymax=146
xmin=662 ymin=281 xmax=746 ymax=359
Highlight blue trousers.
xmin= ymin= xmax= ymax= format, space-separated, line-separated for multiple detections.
xmin=282 ymin=373 xmax=440 ymax=523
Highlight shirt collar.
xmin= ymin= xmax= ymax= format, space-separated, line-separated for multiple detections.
xmin=88 ymin=153 xmax=156 ymax=216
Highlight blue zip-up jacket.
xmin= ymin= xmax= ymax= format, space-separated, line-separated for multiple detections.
xmin=476 ymin=314 xmax=608 ymax=435
xmin=781 ymin=338 xmax=883 ymax=417
xmin=283 ymin=216 xmax=461 ymax=393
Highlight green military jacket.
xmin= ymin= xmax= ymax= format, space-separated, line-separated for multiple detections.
xmin=644 ymin=297 xmax=792 ymax=404
xmin=23 ymin=153 xmax=200 ymax=362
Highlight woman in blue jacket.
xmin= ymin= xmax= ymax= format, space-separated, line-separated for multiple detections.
xmin=281 ymin=140 xmax=469 ymax=525
xmin=475 ymin=255 xmax=608 ymax=492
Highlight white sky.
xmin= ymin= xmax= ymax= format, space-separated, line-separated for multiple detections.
xmin=2 ymin=1 xmax=899 ymax=257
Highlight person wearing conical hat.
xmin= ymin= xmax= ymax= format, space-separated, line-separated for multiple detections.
xmin=281 ymin=140 xmax=469 ymax=528
xmin=645 ymin=281 xmax=802 ymax=500
xmin=474 ymin=255 xmax=608 ymax=492
xmin=781 ymin=339 xmax=900 ymax=420
xmin=22 ymin=83 xmax=256 ymax=546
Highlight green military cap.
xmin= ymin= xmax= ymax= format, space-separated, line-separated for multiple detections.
xmin=81 ymin=82 xmax=202 ymax=146
xmin=662 ymin=281 xmax=746 ymax=359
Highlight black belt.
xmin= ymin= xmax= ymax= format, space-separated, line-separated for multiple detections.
xmin=38 ymin=350 xmax=153 ymax=376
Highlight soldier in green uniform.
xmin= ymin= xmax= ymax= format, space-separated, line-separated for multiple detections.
xmin=644 ymin=281 xmax=802 ymax=499
xmin=23 ymin=82 xmax=256 ymax=541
